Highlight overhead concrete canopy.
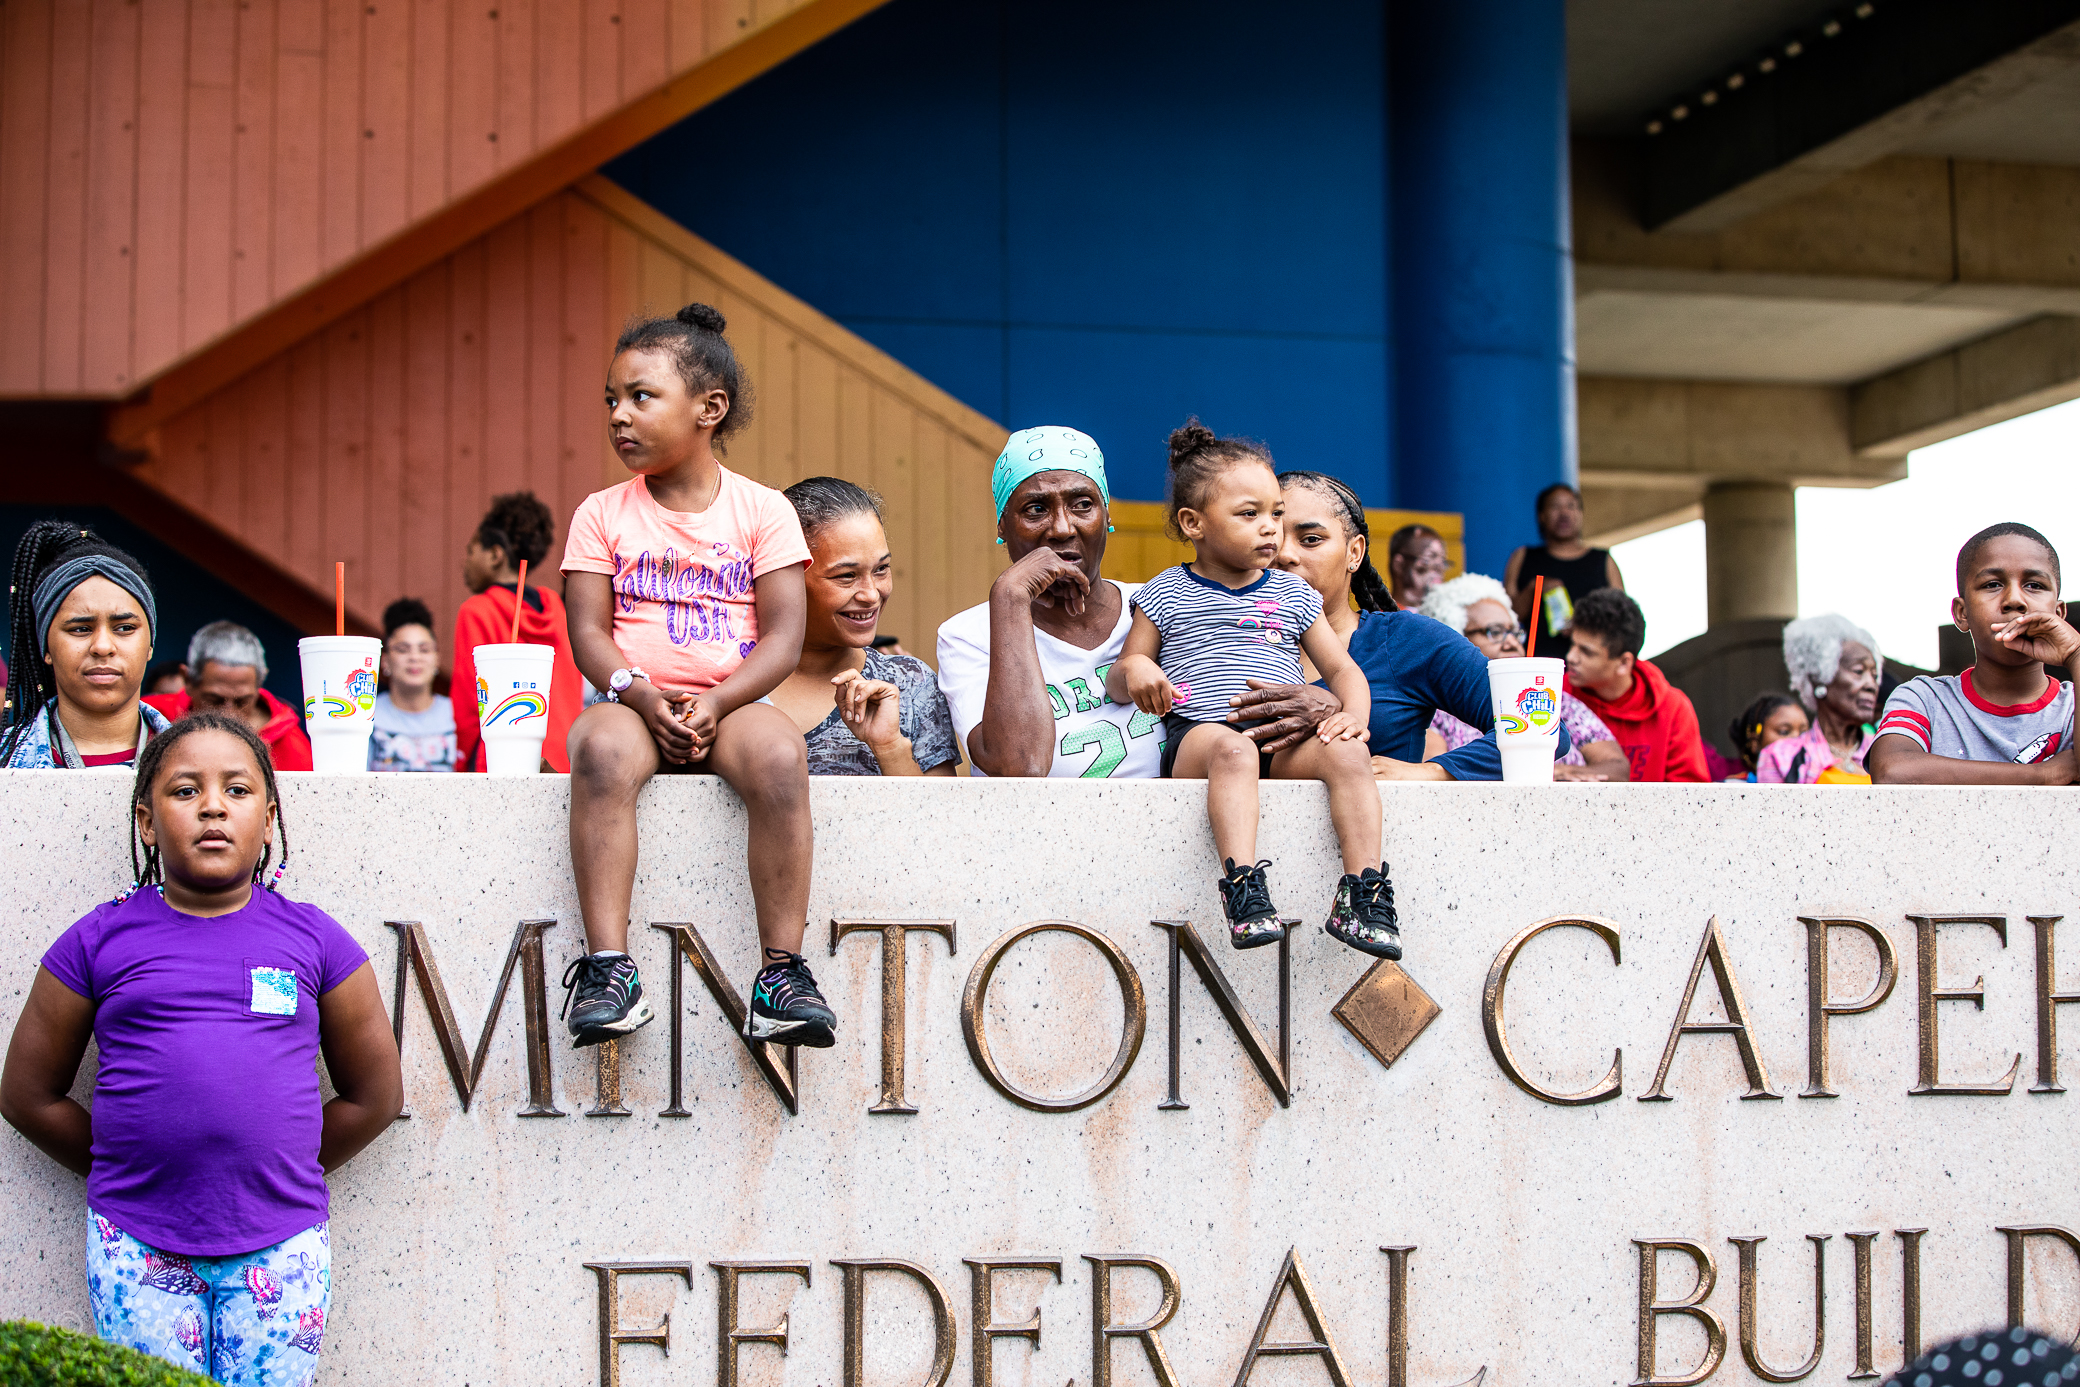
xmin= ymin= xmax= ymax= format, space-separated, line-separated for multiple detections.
xmin=1566 ymin=0 xmax=2080 ymax=549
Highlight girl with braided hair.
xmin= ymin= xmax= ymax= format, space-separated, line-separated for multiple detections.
xmin=0 ymin=712 xmax=401 ymax=1383
xmin=1261 ymin=471 xmax=1568 ymax=783
xmin=2 ymin=519 xmax=170 ymax=769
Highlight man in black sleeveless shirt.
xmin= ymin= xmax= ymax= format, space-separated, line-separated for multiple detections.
xmin=1504 ymin=483 xmax=1624 ymax=662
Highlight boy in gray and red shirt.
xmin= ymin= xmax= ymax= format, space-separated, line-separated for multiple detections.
xmin=1870 ymin=522 xmax=2080 ymax=785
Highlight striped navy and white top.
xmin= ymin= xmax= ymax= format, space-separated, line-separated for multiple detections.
xmin=1131 ymin=565 xmax=1325 ymax=723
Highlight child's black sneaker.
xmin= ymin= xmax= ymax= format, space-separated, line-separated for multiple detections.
xmin=1218 ymin=858 xmax=1286 ymax=949
xmin=1324 ymin=863 xmax=1402 ymax=960
xmin=747 ymin=948 xmax=838 ymax=1048
xmin=561 ymin=951 xmax=655 ymax=1048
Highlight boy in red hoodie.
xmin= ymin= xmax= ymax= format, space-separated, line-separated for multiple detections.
xmin=1564 ymin=588 xmax=1708 ymax=782
xmin=453 ymin=493 xmax=584 ymax=773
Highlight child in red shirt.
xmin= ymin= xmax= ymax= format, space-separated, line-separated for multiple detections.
xmin=451 ymin=492 xmax=584 ymax=773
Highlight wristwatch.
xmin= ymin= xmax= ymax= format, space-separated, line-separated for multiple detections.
xmin=606 ymin=668 xmax=650 ymax=702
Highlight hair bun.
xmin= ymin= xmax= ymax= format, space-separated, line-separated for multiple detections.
xmin=677 ymin=302 xmax=727 ymax=334
xmin=1166 ymin=418 xmax=1217 ymax=468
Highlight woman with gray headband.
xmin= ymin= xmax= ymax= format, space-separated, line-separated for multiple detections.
xmin=2 ymin=520 xmax=169 ymax=770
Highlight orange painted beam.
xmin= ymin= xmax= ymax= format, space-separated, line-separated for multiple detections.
xmin=108 ymin=0 xmax=891 ymax=449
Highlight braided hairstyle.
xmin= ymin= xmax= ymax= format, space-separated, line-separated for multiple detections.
xmin=1163 ymin=418 xmax=1274 ymax=542
xmin=1277 ymin=470 xmax=1396 ymax=613
xmin=123 ymin=712 xmax=289 ymax=900
xmin=4 ymin=519 xmax=154 ymax=763
xmin=613 ymin=302 xmax=754 ymax=450
xmin=473 ymin=492 xmax=556 ymax=572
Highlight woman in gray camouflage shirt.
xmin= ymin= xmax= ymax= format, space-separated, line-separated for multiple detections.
xmin=767 ymin=477 xmax=960 ymax=776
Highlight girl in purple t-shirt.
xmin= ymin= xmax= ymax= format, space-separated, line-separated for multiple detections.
xmin=0 ymin=712 xmax=402 ymax=1384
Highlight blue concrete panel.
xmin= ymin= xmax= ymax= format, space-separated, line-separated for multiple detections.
xmin=604 ymin=0 xmax=1392 ymax=508
xmin=1388 ymin=0 xmax=1576 ymax=576
xmin=1005 ymin=327 xmax=1389 ymax=508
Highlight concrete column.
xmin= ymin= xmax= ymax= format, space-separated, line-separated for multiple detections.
xmin=1702 ymin=482 xmax=1798 ymax=626
xmin=1388 ymin=0 xmax=1576 ymax=576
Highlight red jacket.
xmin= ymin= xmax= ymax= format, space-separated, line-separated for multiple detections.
xmin=144 ymin=687 xmax=315 ymax=771
xmin=452 ymin=584 xmax=583 ymax=773
xmin=1569 ymin=658 xmax=1708 ymax=783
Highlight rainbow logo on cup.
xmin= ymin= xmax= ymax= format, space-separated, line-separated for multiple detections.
xmin=485 ymin=690 xmax=548 ymax=726
xmin=347 ymin=667 xmax=376 ymax=710
xmin=475 ymin=676 xmax=490 ymax=718
xmin=305 ymin=695 xmax=357 ymax=720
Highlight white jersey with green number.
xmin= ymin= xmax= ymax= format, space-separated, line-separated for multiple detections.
xmin=935 ymin=581 xmax=1166 ymax=779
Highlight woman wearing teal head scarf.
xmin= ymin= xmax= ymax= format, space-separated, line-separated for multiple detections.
xmin=934 ymin=427 xmax=1162 ymax=778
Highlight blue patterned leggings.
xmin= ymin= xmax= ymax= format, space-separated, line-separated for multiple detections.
xmin=85 ymin=1207 xmax=331 ymax=1386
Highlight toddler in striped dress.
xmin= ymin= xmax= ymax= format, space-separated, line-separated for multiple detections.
xmin=1106 ymin=420 xmax=1400 ymax=960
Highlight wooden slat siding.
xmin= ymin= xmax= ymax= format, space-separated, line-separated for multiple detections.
xmin=284 ymin=336 xmax=328 ymax=593
xmin=447 ymin=3 xmax=498 ymax=197
xmin=83 ymin=0 xmax=142 ymax=391
xmin=231 ymin=0 xmax=276 ymax=327
xmin=360 ymin=0 xmax=411 ymax=250
xmin=274 ymin=0 xmax=326 ymax=297
xmin=319 ymin=0 xmax=363 ymax=274
xmin=0 ymin=0 xmax=52 ymax=390
xmin=43 ymin=0 xmax=93 ymax=392
xmin=407 ymin=0 xmax=449 ymax=225
xmin=183 ymin=0 xmax=239 ymax=355
xmin=131 ymin=180 xmax=1008 ymax=669
xmin=6 ymin=0 xmax=891 ymax=409
xmin=101 ymin=0 xmax=893 ymax=439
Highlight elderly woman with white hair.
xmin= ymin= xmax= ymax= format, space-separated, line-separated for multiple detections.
xmin=1760 ymin=613 xmax=1882 ymax=783
xmin=1417 ymin=574 xmax=1630 ymax=782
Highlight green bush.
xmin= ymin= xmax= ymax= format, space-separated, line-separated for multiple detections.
xmin=0 ymin=1321 xmax=213 ymax=1386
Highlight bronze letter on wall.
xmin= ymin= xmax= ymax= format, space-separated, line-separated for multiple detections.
xmin=387 ymin=918 xmax=563 ymax=1117
xmin=1906 ymin=915 xmax=2022 ymax=1096
xmin=1232 ymin=1248 xmax=1357 ymax=1387
xmin=1380 ymin=1246 xmax=1487 ymax=1387
xmin=1151 ymin=919 xmax=1289 ymax=1109
xmin=1730 ymin=1235 xmax=1826 ymax=1382
xmin=711 ymin=1261 xmax=812 ymax=1387
xmin=1799 ymin=917 xmax=1897 ymax=1098
xmin=963 ymin=1258 xmax=1062 ymax=1387
xmin=1633 ymin=1239 xmax=1725 ymax=1387
xmin=1996 ymin=1225 xmax=2080 ymax=1334
xmin=961 ymin=922 xmax=1146 ymax=1113
xmin=831 ymin=919 xmax=957 ymax=1114
xmin=1482 ymin=916 xmax=1623 ymax=1106
xmin=1846 ymin=1231 xmax=1879 ymax=1380
xmin=583 ymin=1261 xmax=692 ymax=1387
xmin=652 ymin=922 xmax=799 ymax=1116
xmin=2027 ymin=916 xmax=2080 ymax=1093
xmin=1640 ymin=917 xmax=1780 ymax=1102
xmin=1084 ymin=1255 xmax=1183 ymax=1387
xmin=831 ymin=1258 xmax=956 ymax=1387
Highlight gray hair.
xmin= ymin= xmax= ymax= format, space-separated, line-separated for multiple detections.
xmin=1782 ymin=613 xmax=1881 ymax=711
xmin=188 ymin=620 xmax=268 ymax=682
xmin=1418 ymin=573 xmax=1512 ymax=635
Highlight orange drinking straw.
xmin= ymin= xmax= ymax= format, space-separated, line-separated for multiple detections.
xmin=510 ymin=559 xmax=528 ymax=643
xmin=334 ymin=562 xmax=345 ymax=636
xmin=1527 ymin=576 xmax=1544 ymax=658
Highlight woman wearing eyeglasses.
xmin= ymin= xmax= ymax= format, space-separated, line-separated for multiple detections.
xmin=1418 ymin=574 xmax=1630 ymax=782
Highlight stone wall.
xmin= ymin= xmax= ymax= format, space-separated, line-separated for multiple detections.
xmin=2 ymin=773 xmax=2075 ymax=1385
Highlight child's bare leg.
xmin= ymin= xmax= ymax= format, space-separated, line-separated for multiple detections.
xmin=705 ymin=703 xmax=812 ymax=956
xmin=1170 ymin=722 xmax=1262 ymax=864
xmin=1270 ymin=735 xmax=1382 ymax=875
xmin=567 ymin=703 xmax=663 ymax=953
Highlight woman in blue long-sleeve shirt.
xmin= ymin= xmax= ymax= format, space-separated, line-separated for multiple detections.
xmin=1225 ymin=472 xmax=1567 ymax=780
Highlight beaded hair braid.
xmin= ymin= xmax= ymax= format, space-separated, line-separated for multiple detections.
xmin=117 ymin=712 xmax=290 ymax=903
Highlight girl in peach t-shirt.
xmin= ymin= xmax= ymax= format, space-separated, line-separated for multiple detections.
xmin=558 ymin=303 xmax=835 ymax=1052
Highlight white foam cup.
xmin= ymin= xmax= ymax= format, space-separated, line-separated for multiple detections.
xmin=1487 ymin=656 xmax=1567 ymax=785
xmin=298 ymin=636 xmax=383 ymax=774
xmin=473 ymin=643 xmax=556 ymax=775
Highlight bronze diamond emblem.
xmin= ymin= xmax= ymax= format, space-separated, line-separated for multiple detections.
xmin=1332 ymin=960 xmax=1441 ymax=1069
